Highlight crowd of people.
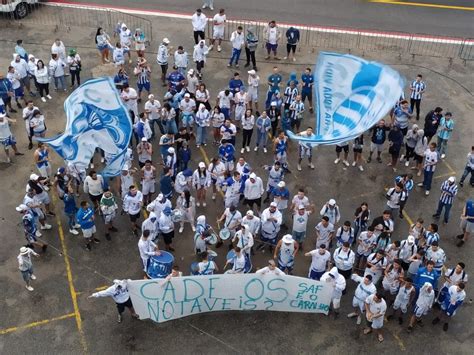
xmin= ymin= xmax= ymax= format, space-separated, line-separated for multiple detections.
xmin=1 ymin=7 xmax=473 ymax=340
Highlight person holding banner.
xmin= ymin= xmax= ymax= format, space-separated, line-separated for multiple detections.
xmin=89 ymin=279 xmax=139 ymax=323
xmin=258 ymin=202 xmax=282 ymax=252
xmin=255 ymin=259 xmax=285 ymax=276
xmin=274 ymin=234 xmax=298 ymax=275
xmin=321 ymin=267 xmax=346 ymax=318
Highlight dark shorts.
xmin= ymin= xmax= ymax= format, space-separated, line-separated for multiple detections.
xmin=89 ymin=193 xmax=102 ymax=203
xmin=14 ymin=86 xmax=24 ymax=98
xmin=160 ymin=64 xmax=168 ymax=75
xmin=301 ymin=90 xmax=312 ymax=102
xmin=266 ymin=43 xmax=278 ymax=52
xmin=129 ymin=212 xmax=141 ymax=223
xmin=353 ymin=148 xmax=363 ymax=153
xmin=116 ymin=297 xmax=133 ymax=313
xmin=137 ymin=82 xmax=151 ymax=92
xmin=244 ymin=197 xmax=262 ymax=209
xmin=286 ymin=43 xmax=297 ymax=53
xmin=414 ymin=153 xmax=423 ymax=163
xmin=162 ymin=230 xmax=174 ymax=245
xmin=389 ymin=146 xmax=401 ymax=157
xmin=336 ymin=145 xmax=349 ymax=153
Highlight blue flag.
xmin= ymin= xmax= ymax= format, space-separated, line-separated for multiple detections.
xmin=287 ymin=52 xmax=404 ymax=145
xmin=38 ymin=77 xmax=132 ymax=177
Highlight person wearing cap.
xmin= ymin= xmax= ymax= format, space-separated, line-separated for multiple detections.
xmin=160 ymin=167 xmax=174 ymax=199
xmin=256 ymin=259 xmax=285 ymax=275
xmin=397 ymin=235 xmax=417 ymax=271
xmin=26 ymin=173 xmax=54 ymax=216
xmin=158 ymin=132 xmax=174 ymax=162
xmin=192 ymin=9 xmax=207 ymax=45
xmin=173 ymin=46 xmax=189 ymax=76
xmin=433 ymin=176 xmax=458 ymax=224
xmin=0 ymin=112 xmax=23 ymax=163
xmin=288 ymin=94 xmax=304 ymax=132
xmin=436 ymin=112 xmax=454 ymax=159
xmin=263 ymin=20 xmax=281 ymax=60
xmin=209 ymin=8 xmax=226 ymax=52
xmin=159 ymin=206 xmax=177 ymax=251
xmin=274 ymin=234 xmax=298 ymax=275
xmin=99 ymin=189 xmax=118 ymax=240
xmin=228 ymin=26 xmax=244 ymax=68
xmin=262 ymin=161 xmax=283 ymax=204
xmin=156 ymin=37 xmax=171 ymax=86
xmin=18 ymin=246 xmax=39 ymax=291
xmin=242 ymin=210 xmax=261 ymax=237
xmin=116 ymin=164 xmax=135 ymax=199
xmin=16 ymin=203 xmax=49 ymax=251
xmin=141 ymin=210 xmax=160 ymax=241
xmin=258 ymin=202 xmax=282 ymax=252
xmin=315 ymin=216 xmax=335 ymax=249
xmin=296 ymin=127 xmax=315 ymax=170
xmin=140 ymin=160 xmax=156 ymax=206
xmin=305 ymin=244 xmax=330 ymax=280
xmin=233 ymin=223 xmax=254 ymax=271
xmin=266 ymin=101 xmax=281 ymax=139
xmin=76 ymin=200 xmax=100 ymax=251
xmin=174 ymin=168 xmax=193 ymax=194
xmin=417 ymin=142 xmax=439 ymax=196
xmin=347 ymin=273 xmax=377 ymax=325
xmin=220 ymin=118 xmax=237 ymax=146
xmin=243 ymin=172 xmax=264 ymax=213
xmin=363 ymin=292 xmax=387 ymax=342
xmin=381 ymin=259 xmax=405 ymax=306
xmin=246 ymin=70 xmax=260 ymax=112
xmin=89 ymin=279 xmax=139 ymax=323
xmin=147 ymin=193 xmax=172 ymax=220
xmin=244 ymin=26 xmax=259 ymax=71
xmin=48 ymin=52 xmax=67 ymax=92
xmin=144 ymin=94 xmax=163 ymax=138
xmin=192 ymin=162 xmax=211 ymax=207
xmin=164 ymin=146 xmax=178 ymax=178
xmin=205 ymin=157 xmax=223 ymax=200
xmin=321 ymin=267 xmax=346 ymax=318
xmin=133 ymin=57 xmax=151 ymax=103
xmin=179 ymin=93 xmax=196 ymax=134
xmin=66 ymin=48 xmax=81 ymax=87
xmin=234 ymin=86 xmax=248 ymax=123
xmin=193 ymin=40 xmax=209 ymax=79
xmin=225 ymin=246 xmax=246 ymax=274
xmin=320 ymin=199 xmax=341 ymax=226
xmin=272 ymin=180 xmax=289 ymax=215
xmin=195 ymin=103 xmax=211 ymax=148
xmin=123 ymin=185 xmax=144 ymax=237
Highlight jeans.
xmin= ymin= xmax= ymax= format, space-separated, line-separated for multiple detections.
xmin=437 ymin=136 xmax=449 ymax=155
xmin=353 ymin=221 xmax=367 ymax=239
xmin=67 ymin=213 xmax=77 ymax=230
xmin=70 ymin=70 xmax=80 ymax=86
xmin=422 ymin=169 xmax=434 ymax=191
xmin=265 ymin=90 xmax=274 ymax=110
xmin=460 ymin=165 xmax=473 ymax=184
xmin=256 ymin=131 xmax=267 ymax=147
xmin=410 ymin=98 xmax=421 ymax=119
xmin=196 ymin=126 xmax=207 ymax=146
xmin=435 ymin=201 xmax=452 ymax=223
xmin=54 ymin=75 xmax=66 ymax=90
xmin=203 ymin=0 xmax=214 ymax=6
xmin=149 ymin=119 xmax=165 ymax=138
xmin=229 ymin=48 xmax=241 ymax=65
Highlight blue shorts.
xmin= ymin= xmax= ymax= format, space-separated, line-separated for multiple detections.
xmin=14 ymin=86 xmax=24 ymax=98
xmin=137 ymin=82 xmax=150 ymax=93
xmin=221 ymin=107 xmax=230 ymax=119
xmin=0 ymin=135 xmax=17 ymax=148
xmin=266 ymin=43 xmax=278 ymax=52
xmin=292 ymin=230 xmax=306 ymax=243
xmin=308 ymin=269 xmax=324 ymax=280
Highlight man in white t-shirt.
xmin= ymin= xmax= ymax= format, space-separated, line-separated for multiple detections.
xmin=364 ymin=292 xmax=387 ymax=342
xmin=263 ymin=20 xmax=281 ymax=60
xmin=209 ymin=9 xmax=226 ymax=52
xmin=315 ymin=216 xmax=335 ymax=248
xmin=120 ymin=84 xmax=138 ymax=121
xmin=305 ymin=244 xmax=331 ymax=280
xmin=292 ymin=204 xmax=313 ymax=250
xmin=216 ymin=89 xmax=233 ymax=120
xmin=144 ymin=94 xmax=162 ymax=138
xmin=256 ymin=259 xmax=285 ymax=276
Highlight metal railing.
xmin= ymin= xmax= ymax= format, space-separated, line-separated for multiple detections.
xmin=1 ymin=2 xmax=473 ymax=62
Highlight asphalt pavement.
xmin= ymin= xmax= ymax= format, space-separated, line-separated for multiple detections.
xmin=48 ymin=0 xmax=474 ymax=37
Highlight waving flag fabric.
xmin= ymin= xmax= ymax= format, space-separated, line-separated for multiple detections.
xmin=38 ymin=77 xmax=132 ymax=177
xmin=287 ymin=52 xmax=404 ymax=145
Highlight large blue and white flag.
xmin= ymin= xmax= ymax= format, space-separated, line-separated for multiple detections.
xmin=287 ymin=52 xmax=404 ymax=145
xmin=39 ymin=77 xmax=132 ymax=177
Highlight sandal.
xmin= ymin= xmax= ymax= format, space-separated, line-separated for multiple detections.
xmin=378 ymin=334 xmax=384 ymax=342
xmin=363 ymin=328 xmax=372 ymax=335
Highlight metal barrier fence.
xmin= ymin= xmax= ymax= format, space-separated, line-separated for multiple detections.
xmin=1 ymin=2 xmax=473 ymax=61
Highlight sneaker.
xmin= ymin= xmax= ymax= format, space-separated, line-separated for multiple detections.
xmin=459 ymin=181 xmax=464 ymax=187
xmin=217 ymin=45 xmax=222 ymax=52
xmin=208 ymin=44 xmax=214 ymax=51
xmin=246 ymin=146 xmax=250 ymax=152
xmin=309 ymin=163 xmax=315 ymax=169
xmin=343 ymin=160 xmax=350 ymax=167
xmin=347 ymin=312 xmax=357 ymax=318
xmin=405 ymin=161 xmax=410 ymax=167
xmin=192 ymin=225 xmax=196 ymax=232
xmin=90 ymin=163 xmax=94 ymax=169
xmin=263 ymin=147 xmax=268 ymax=153
xmin=377 ymin=157 xmax=382 ymax=163
xmin=69 ymin=229 xmax=79 ymax=235
xmin=367 ymin=157 xmax=372 ymax=163
xmin=356 ymin=315 xmax=362 ymax=325
xmin=227 ymin=63 xmax=231 ymax=67
xmin=283 ymin=56 xmax=288 ymax=60
xmin=457 ymin=240 xmax=465 ymax=247
xmin=26 ymin=285 xmax=34 ymax=291
xmin=399 ymin=154 xmax=405 ymax=162
xmin=264 ymin=56 xmax=270 ymax=60
xmin=407 ymin=325 xmax=413 ymax=333
xmin=425 ymin=190 xmax=430 ymax=196
xmin=101 ymin=157 xmax=105 ymax=163
xmin=110 ymin=226 xmax=118 ymax=232
xmin=235 ymin=64 xmax=239 ymax=68
xmin=432 ymin=317 xmax=441 ymax=325
xmin=85 ymin=244 xmax=91 ymax=251
xmin=398 ymin=317 xmax=404 ymax=325
xmin=10 ymin=108 xmax=18 ymax=113
xmin=358 ymin=165 xmax=364 ymax=171
xmin=46 ymin=95 xmax=52 ymax=100
xmin=334 ymin=158 xmax=340 ymax=164
xmin=117 ymin=314 xmax=123 ymax=323
xmin=203 ymin=202 xmax=207 ymax=207
xmin=441 ymin=154 xmax=446 ymax=159
xmin=212 ymin=193 xmax=216 ymax=200
xmin=196 ymin=202 xmax=200 ymax=207
xmin=179 ymin=226 xmax=184 ymax=233
xmin=293 ymin=57 xmax=296 ymax=62
xmin=417 ymin=182 xmax=424 ymax=187
xmin=93 ymin=238 xmax=100 ymax=244
xmin=41 ymin=97 xmax=47 ymax=102
xmin=417 ymin=171 xmax=422 ymax=177
xmin=132 ymin=229 xmax=138 ymax=237
xmin=241 ymin=148 xmax=245 ymax=154
xmin=297 ymin=164 xmax=302 ymax=171
xmin=254 ymin=146 xmax=258 ymax=152
xmin=46 ymin=211 xmax=55 ymax=216
xmin=30 ymin=274 xmax=37 ymax=280
xmin=73 ymin=224 xmax=81 ymax=229
xmin=352 ymin=161 xmax=356 ymax=167
xmin=35 ymin=231 xmax=42 ymax=237
xmin=41 ymin=224 xmax=52 ymax=230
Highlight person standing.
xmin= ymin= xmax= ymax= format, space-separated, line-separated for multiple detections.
xmin=363 ymin=292 xmax=387 ymax=342
xmin=48 ymin=53 xmax=66 ymax=92
xmin=254 ymin=110 xmax=271 ymax=153
xmin=459 ymin=146 xmax=474 ymax=187
xmin=410 ymin=74 xmax=426 ymax=120
xmin=433 ymin=176 xmax=458 ymax=224
xmin=140 ymin=160 xmax=156 ymax=206
xmin=209 ymin=9 xmax=226 ymax=52
xmin=387 ymin=278 xmax=415 ymax=325
xmin=156 ymin=38 xmax=170 ymax=87
xmin=367 ymin=119 xmax=390 ymax=163
xmin=305 ymin=244 xmax=331 ymax=280
xmin=432 ymin=283 xmax=466 ymax=331
xmin=333 ymin=242 xmax=355 ymax=280
xmin=320 ymin=199 xmax=341 ymax=226
xmin=18 ymin=246 xmax=39 ymax=291
xmin=265 ymin=67 xmax=282 ymax=110
xmin=100 ymin=189 xmax=118 ymax=241
xmin=284 ymin=26 xmax=300 ymax=61
xmin=321 ymin=267 xmax=346 ymax=318
xmin=407 ymin=281 xmax=434 ymax=332
xmin=34 ymin=60 xmax=51 ymax=103
xmin=457 ymin=199 xmax=474 ymax=247
xmin=83 ymin=170 xmax=105 ymax=211
xmin=258 ymin=202 xmax=282 ymax=251
xmin=436 ymin=112 xmax=454 ymax=159
xmin=240 ymin=108 xmax=255 ymax=153
xmin=193 ymin=40 xmax=209 ymax=79
xmin=76 ymin=200 xmax=100 ymax=251
xmin=315 ymin=216 xmax=335 ymax=249
xmin=263 ymin=21 xmax=281 ymax=60
xmin=274 ymin=234 xmax=299 ymax=274
xmin=228 ymin=26 xmax=244 ymax=68
xmin=177 ymin=190 xmax=196 ymax=233
xmin=247 ymin=70 xmax=260 ymax=111
xmin=66 ymin=49 xmax=81 ymax=87
xmin=158 ymin=207 xmax=176 ymax=251
xmin=193 ymin=162 xmax=211 ymax=207
xmin=202 ymin=0 xmax=214 ymax=10
xmin=0 ymin=112 xmax=23 ymax=163
xmin=89 ymin=280 xmax=139 ymax=323
xmin=138 ymin=229 xmax=160 ymax=273
xmin=123 ymin=185 xmax=143 ymax=237
xmin=195 ymin=104 xmax=210 ymax=147
xmin=243 ymin=172 xmax=264 ymax=213
xmin=417 ymin=142 xmax=439 ymax=195
xmin=133 ymin=57 xmax=151 ymax=103
xmin=244 ymin=27 xmax=259 ymax=71
xmin=423 ymin=106 xmax=441 ymax=143
xmin=347 ymin=274 xmax=377 ymax=325
xmin=301 ymin=67 xmax=314 ymax=113
xmin=192 ymin=9 xmax=207 ymax=45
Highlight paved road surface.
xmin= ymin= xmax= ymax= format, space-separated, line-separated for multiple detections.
xmin=52 ymin=0 xmax=474 ymax=37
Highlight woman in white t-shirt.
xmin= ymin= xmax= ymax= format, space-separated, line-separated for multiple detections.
xmin=211 ymin=106 xmax=225 ymax=145
xmin=49 ymin=53 xmax=66 ymax=91
xmin=30 ymin=109 xmax=47 ymax=138
xmin=195 ymin=83 xmax=211 ymax=111
xmin=34 ymin=60 xmax=51 ymax=102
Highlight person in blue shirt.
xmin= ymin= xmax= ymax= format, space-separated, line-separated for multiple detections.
xmin=76 ymin=200 xmax=99 ymax=250
xmin=229 ymin=72 xmax=244 ymax=96
xmin=159 ymin=167 xmax=174 ymax=199
xmin=415 ymin=260 xmax=440 ymax=291
xmin=218 ymin=139 xmax=236 ymax=172
xmin=113 ymin=68 xmax=129 ymax=91
xmin=15 ymin=39 xmax=28 ymax=62
xmin=0 ymin=73 xmax=15 ymax=114
xmin=167 ymin=65 xmax=185 ymax=92
xmin=286 ymin=72 xmax=299 ymax=87
xmin=367 ymin=119 xmax=390 ymax=163
xmin=284 ymin=27 xmax=300 ymax=62
xmin=63 ymin=185 xmax=79 ymax=235
xmin=265 ymin=66 xmax=282 ymax=109
xmin=301 ymin=67 xmax=314 ymax=113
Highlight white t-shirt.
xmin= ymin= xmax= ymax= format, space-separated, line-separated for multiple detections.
xmin=232 ymin=253 xmax=246 ymax=272
xmin=256 ymin=266 xmax=285 ymax=276
xmin=309 ymin=249 xmax=331 ymax=272
xmin=0 ymin=120 xmax=12 ymax=139
xmin=144 ymin=100 xmax=161 ymax=121
xmin=442 ymin=268 xmax=468 ymax=289
xmin=315 ymin=222 xmax=335 ymax=245
xmin=213 ymin=14 xmax=226 ymax=30
xmin=292 ymin=211 xmax=310 ymax=233
xmin=180 ymin=99 xmax=196 ymax=114
xmin=365 ymin=294 xmax=387 ymax=315
xmin=217 ymin=91 xmax=233 ymax=109
xmin=291 ymin=195 xmax=310 ymax=212
xmin=268 ymin=27 xmax=278 ymax=44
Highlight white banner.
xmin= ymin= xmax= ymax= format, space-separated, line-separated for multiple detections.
xmin=128 ymin=274 xmax=333 ymax=323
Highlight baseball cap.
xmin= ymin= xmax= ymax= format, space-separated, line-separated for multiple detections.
xmin=29 ymin=173 xmax=39 ymax=180
xmin=184 ymin=93 xmax=191 ymax=98
xmin=448 ymin=176 xmax=456 ymax=183
xmin=162 ymin=38 xmax=170 ymax=44
xmin=246 ymin=210 xmax=254 ymax=216
xmin=16 ymin=204 xmax=28 ymax=212
xmin=198 ymin=162 xmax=206 ymax=168
xmin=247 ymin=69 xmax=256 ymax=75
xmin=328 ymin=199 xmax=336 ymax=206
xmin=167 ymin=147 xmax=175 ymax=153
xmin=277 ymin=181 xmax=285 ymax=188
xmin=298 ymin=204 xmax=305 ymax=210
xmin=282 ymin=234 xmax=293 ymax=244
xmin=141 ymin=137 xmax=147 ymax=142
xmin=270 ymin=202 xmax=278 ymax=207
xmin=20 ymin=246 xmax=30 ymax=255
xmin=249 ymin=173 xmax=256 ymax=179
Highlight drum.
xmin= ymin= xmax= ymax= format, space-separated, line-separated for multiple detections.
xmin=146 ymin=251 xmax=174 ymax=279
xmin=208 ymin=250 xmax=218 ymax=261
xmin=171 ymin=209 xmax=183 ymax=222
xmin=190 ymin=262 xmax=199 ymax=275
xmin=219 ymin=228 xmax=231 ymax=241
xmin=226 ymin=250 xmax=236 ymax=263
xmin=207 ymin=232 xmax=218 ymax=245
